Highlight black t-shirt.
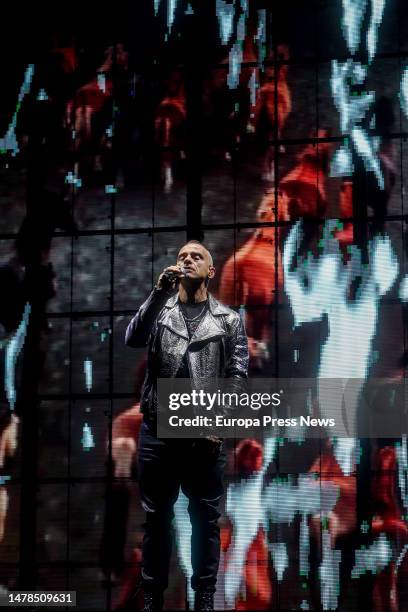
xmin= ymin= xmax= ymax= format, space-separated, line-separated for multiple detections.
xmin=176 ymin=300 xmax=208 ymax=378
xmin=180 ymin=299 xmax=208 ymax=338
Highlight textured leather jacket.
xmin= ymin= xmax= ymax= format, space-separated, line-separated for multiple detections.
xmin=125 ymin=288 xmax=249 ymax=422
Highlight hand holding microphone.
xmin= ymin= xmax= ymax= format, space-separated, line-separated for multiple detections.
xmin=156 ymin=265 xmax=186 ymax=293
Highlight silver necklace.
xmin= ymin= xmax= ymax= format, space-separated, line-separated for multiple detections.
xmin=181 ymin=302 xmax=207 ymax=322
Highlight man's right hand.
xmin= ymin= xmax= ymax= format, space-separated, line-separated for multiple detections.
xmin=156 ymin=265 xmax=184 ymax=293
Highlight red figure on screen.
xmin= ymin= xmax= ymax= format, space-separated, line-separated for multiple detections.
xmin=218 ymin=191 xmax=289 ymax=370
xmin=280 ymin=130 xmax=331 ymax=219
xmin=371 ymin=446 xmax=408 ymax=612
xmin=154 ymin=69 xmax=186 ymax=193
xmin=249 ymin=45 xmax=292 ymax=183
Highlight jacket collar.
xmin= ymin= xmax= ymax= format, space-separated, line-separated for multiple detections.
xmin=164 ymin=292 xmax=230 ymax=315
xmin=161 ymin=293 xmax=230 ymax=343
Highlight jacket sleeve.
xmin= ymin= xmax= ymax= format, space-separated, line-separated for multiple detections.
xmin=225 ymin=314 xmax=249 ymax=379
xmin=125 ymin=288 xmax=170 ymax=348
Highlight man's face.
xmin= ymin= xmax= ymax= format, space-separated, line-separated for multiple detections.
xmin=177 ymin=243 xmax=215 ymax=284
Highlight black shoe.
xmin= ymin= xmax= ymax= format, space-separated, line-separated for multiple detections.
xmin=194 ymin=588 xmax=214 ymax=611
xmin=142 ymin=590 xmax=164 ymax=612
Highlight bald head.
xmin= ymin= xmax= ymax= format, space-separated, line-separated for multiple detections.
xmin=177 ymin=241 xmax=215 ymax=285
xmin=179 ymin=240 xmax=213 ymax=267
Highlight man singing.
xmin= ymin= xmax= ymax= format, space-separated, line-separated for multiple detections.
xmin=125 ymin=240 xmax=248 ymax=611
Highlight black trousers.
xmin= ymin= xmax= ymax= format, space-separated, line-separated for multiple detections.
xmin=138 ymin=420 xmax=226 ymax=592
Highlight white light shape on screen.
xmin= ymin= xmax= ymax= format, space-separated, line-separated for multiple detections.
xmin=351 ymin=533 xmax=392 ymax=577
xmin=0 ymin=127 xmax=19 ymax=156
xmin=97 ymin=73 xmax=106 ymax=93
xmin=237 ymin=0 xmax=247 ymax=39
xmin=331 ymin=145 xmax=354 ymax=177
xmin=81 ymin=423 xmax=95 ymax=451
xmin=366 ymin=0 xmax=386 ymax=62
xmin=256 ymin=9 xmax=267 ymax=68
xmin=37 ymin=88 xmax=48 ymax=101
xmin=227 ymin=0 xmax=248 ymax=90
xmin=283 ymin=221 xmax=399 ymax=473
xmin=65 ymin=170 xmax=82 ymax=189
xmin=174 ymin=492 xmax=195 ymax=608
xmin=352 ymin=126 xmax=383 ymax=189
xmin=248 ymin=69 xmax=258 ymax=113
xmin=299 ymin=512 xmax=310 ymax=576
xmin=319 ymin=528 xmax=341 ymax=610
xmin=331 ymin=61 xmax=371 ymax=133
xmin=396 ymin=544 xmax=408 ymax=575
xmin=341 ymin=0 xmax=368 ymax=55
xmin=105 ymin=184 xmax=117 ymax=194
xmin=397 ymin=436 xmax=408 ymax=513
xmin=216 ymin=0 xmax=235 ymax=45
xmin=224 ymin=437 xmax=276 ymax=606
xmin=228 ymin=42 xmax=243 ymax=90
xmin=333 ymin=438 xmax=358 ymax=477
xmin=342 ymin=0 xmax=386 ymax=61
xmin=269 ymin=542 xmax=288 ymax=582
xmin=5 ymin=302 xmax=30 ymax=411
xmin=13 ymin=64 xmax=35 ymax=108
xmin=0 ymin=64 xmax=35 ymax=156
xmin=153 ymin=0 xmax=178 ymax=32
xmin=262 ymin=475 xmax=339 ymax=526
xmin=167 ymin=0 xmax=178 ymax=32
xmin=333 ymin=1 xmax=387 ymax=187
xmin=330 ymin=60 xmax=384 ymax=188
xmin=264 ymin=476 xmax=339 ymax=602
xmin=400 ymin=67 xmax=408 ymax=119
xmin=84 ymin=358 xmax=93 ymax=392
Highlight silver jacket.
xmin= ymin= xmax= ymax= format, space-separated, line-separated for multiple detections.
xmin=125 ymin=289 xmax=249 ymax=421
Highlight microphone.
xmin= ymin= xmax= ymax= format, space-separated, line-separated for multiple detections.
xmin=163 ymin=266 xmax=187 ymax=287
